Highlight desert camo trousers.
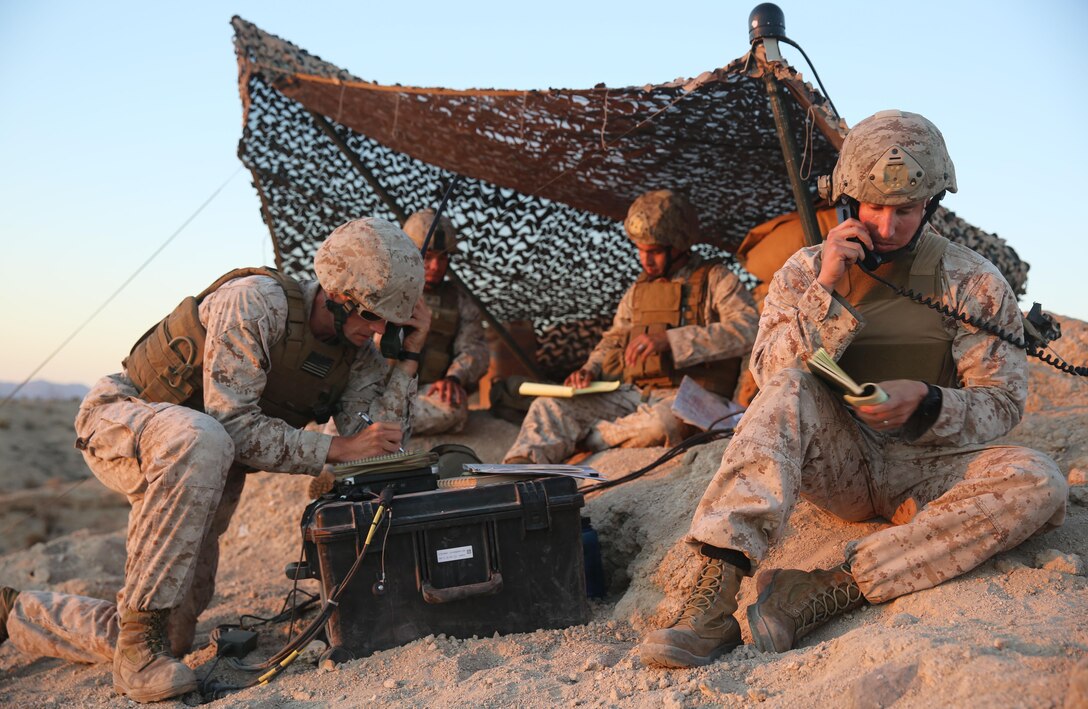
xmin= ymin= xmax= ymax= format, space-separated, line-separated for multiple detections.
xmin=6 ymin=398 xmax=246 ymax=663
xmin=686 ymin=368 xmax=1068 ymax=603
xmin=412 ymin=390 xmax=469 ymax=436
xmin=503 ymin=385 xmax=689 ymax=464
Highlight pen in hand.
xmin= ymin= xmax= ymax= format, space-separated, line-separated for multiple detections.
xmin=357 ymin=411 xmax=405 ymax=453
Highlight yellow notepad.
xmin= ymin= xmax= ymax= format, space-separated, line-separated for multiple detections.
xmin=437 ymin=474 xmax=538 ymax=489
xmin=517 ymin=380 xmax=621 ymax=398
xmin=806 ymin=348 xmax=889 ymax=406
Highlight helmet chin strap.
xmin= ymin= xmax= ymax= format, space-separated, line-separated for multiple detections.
xmin=324 ymin=298 xmax=351 ymax=343
xmin=662 ymin=247 xmax=690 ymax=278
xmin=904 ymin=190 xmax=947 ymax=252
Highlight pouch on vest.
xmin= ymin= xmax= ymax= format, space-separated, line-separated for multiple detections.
xmin=123 ymin=296 xmax=206 ymax=407
xmin=124 ymin=268 xmax=356 ymax=426
xmin=418 ymin=285 xmax=460 ymax=383
xmin=625 ymin=281 xmax=682 ymax=389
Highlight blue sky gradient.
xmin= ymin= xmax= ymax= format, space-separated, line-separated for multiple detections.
xmin=2 ymin=1 xmax=1085 ymax=385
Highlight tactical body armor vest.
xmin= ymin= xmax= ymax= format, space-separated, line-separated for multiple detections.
xmin=623 ymin=261 xmax=741 ymax=397
xmin=836 ymin=232 xmax=956 ymax=387
xmin=418 ymin=282 xmax=461 ymax=384
xmin=123 ymin=268 xmax=356 ymax=427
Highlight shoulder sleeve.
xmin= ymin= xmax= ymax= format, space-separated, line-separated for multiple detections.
xmin=332 ymin=342 xmax=418 ymax=438
xmin=905 ymin=245 xmax=1026 ymax=446
xmin=199 ymin=276 xmax=332 ymax=475
xmin=445 ymin=289 xmax=490 ymax=385
xmin=750 ymin=248 xmax=864 ymax=387
xmin=583 ymin=282 xmax=636 ymax=378
xmin=666 ymin=264 xmax=759 ymax=368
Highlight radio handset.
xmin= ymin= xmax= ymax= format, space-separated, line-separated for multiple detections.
xmin=379 ymin=324 xmax=404 ymax=359
xmin=837 ymin=197 xmax=883 ymax=271
xmin=849 ymin=238 xmax=883 ymax=272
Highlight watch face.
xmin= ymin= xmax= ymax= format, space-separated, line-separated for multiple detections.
xmin=923 ymin=385 xmax=942 ymax=416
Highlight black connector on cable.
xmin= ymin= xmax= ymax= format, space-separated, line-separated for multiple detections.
xmin=214 ymin=628 xmax=259 ymax=658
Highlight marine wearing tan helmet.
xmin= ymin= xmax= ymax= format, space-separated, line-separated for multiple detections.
xmin=403 ymin=208 xmax=459 ymax=254
xmin=624 ymin=189 xmax=700 ymax=250
xmin=314 ymin=217 xmax=425 ymax=323
xmin=830 ymin=109 xmax=957 ymax=206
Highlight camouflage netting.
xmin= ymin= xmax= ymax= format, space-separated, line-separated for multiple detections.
xmin=232 ymin=17 xmax=1028 ymax=380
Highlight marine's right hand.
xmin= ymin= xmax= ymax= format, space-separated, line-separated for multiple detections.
xmin=818 ymin=218 xmax=872 ymax=291
xmin=326 ymin=421 xmax=403 ymax=463
xmin=564 ymin=368 xmax=594 ymax=389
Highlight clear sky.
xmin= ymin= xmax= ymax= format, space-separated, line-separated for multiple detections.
xmin=2 ymin=0 xmax=1086 ymax=386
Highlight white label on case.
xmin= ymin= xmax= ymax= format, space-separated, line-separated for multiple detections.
xmin=436 ymin=545 xmax=474 ymax=563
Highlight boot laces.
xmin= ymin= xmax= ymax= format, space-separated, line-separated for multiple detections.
xmin=144 ymin=610 xmax=171 ymax=657
xmin=677 ymin=558 xmax=725 ymax=624
xmin=795 ymin=568 xmax=864 ymax=638
xmin=0 ymin=587 xmax=17 ymax=616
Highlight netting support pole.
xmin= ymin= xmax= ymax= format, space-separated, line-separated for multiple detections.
xmin=309 ymin=111 xmax=409 ymax=223
xmin=761 ymin=72 xmax=822 ymax=247
xmin=248 ymin=167 xmax=286 ymax=269
xmin=309 ymin=110 xmax=545 ymax=382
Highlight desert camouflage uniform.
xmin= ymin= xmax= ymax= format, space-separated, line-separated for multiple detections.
xmin=412 ymin=290 xmax=488 ymax=435
xmin=504 ymin=255 xmax=758 ymax=463
xmin=8 ymin=275 xmax=416 ymax=662
xmin=686 ymin=230 xmax=1068 ymax=602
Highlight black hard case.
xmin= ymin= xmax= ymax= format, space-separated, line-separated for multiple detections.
xmin=301 ymin=476 xmax=590 ymax=658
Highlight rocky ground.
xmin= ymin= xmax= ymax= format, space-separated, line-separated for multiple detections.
xmin=1 ymin=316 xmax=1086 ymax=707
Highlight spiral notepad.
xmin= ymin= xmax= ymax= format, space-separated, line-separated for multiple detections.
xmin=332 ymin=450 xmax=437 ymax=479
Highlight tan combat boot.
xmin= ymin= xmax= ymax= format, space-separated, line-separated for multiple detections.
xmin=640 ymin=558 xmax=744 ymax=668
xmin=747 ymin=564 xmax=867 ymax=653
xmin=0 ymin=586 xmax=18 ymax=645
xmin=113 ymin=607 xmax=198 ymax=703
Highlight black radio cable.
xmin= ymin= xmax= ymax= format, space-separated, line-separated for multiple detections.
xmin=582 ymin=415 xmax=738 ymax=496
xmin=204 ymin=486 xmax=395 ymax=698
xmin=860 ymin=267 xmax=1087 ymax=377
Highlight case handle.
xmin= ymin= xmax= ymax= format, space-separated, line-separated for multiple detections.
xmin=421 ymin=572 xmax=503 ymax=604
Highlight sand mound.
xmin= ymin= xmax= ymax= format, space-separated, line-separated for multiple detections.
xmin=1 ymin=317 xmax=1086 ymax=707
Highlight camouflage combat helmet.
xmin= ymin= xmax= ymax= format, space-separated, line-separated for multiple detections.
xmin=403 ymin=209 xmax=458 ymax=255
xmin=314 ymin=218 xmax=424 ymax=323
xmin=829 ymin=110 xmax=957 ymax=206
xmin=624 ymin=189 xmax=700 ymax=250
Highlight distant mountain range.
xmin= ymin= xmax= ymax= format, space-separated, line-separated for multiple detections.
xmin=0 ymin=380 xmax=90 ymax=400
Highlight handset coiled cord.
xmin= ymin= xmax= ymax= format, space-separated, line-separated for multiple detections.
xmin=861 ymin=267 xmax=1087 ymax=377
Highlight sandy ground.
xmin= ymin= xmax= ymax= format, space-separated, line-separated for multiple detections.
xmin=1 ymin=316 xmax=1086 ymax=707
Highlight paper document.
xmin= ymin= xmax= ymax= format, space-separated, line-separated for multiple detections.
xmin=671 ymin=376 xmax=744 ymax=431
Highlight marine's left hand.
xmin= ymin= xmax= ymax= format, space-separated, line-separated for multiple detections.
xmin=428 ymin=377 xmax=465 ymax=406
xmin=853 ymin=379 xmax=928 ymax=431
xmin=625 ymin=331 xmax=669 ymax=368
xmin=400 ymin=297 xmax=433 ymax=353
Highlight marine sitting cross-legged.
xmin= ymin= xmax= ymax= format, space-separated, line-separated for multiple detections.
xmin=399 ymin=209 xmax=489 ymax=435
xmin=639 ymin=110 xmax=1068 ymax=669
xmin=502 ymin=189 xmax=759 ymax=465
xmin=0 ymin=218 xmax=430 ymax=702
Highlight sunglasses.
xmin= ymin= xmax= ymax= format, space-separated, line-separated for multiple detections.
xmin=341 ymin=299 xmax=383 ymax=322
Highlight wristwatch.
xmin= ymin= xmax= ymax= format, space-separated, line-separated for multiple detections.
xmin=398 ymin=350 xmax=422 ymax=362
xmin=918 ymin=383 xmax=943 ymax=418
